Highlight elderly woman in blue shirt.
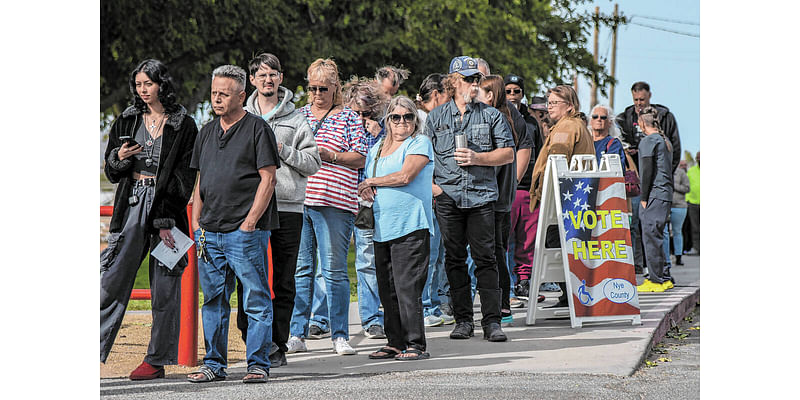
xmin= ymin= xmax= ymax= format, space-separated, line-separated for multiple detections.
xmin=357 ymin=96 xmax=435 ymax=361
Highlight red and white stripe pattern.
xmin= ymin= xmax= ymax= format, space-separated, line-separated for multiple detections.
xmin=561 ymin=176 xmax=640 ymax=317
xmin=302 ymin=106 xmax=368 ymax=213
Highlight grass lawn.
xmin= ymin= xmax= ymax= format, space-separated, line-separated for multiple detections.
xmin=128 ymin=240 xmax=359 ymax=311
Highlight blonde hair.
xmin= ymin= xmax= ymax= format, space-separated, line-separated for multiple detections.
xmin=342 ymin=77 xmax=390 ymax=119
xmin=306 ymin=58 xmax=342 ymax=105
xmin=547 ymin=85 xmax=580 ymax=119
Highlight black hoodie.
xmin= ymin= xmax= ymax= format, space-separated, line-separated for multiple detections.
xmin=615 ymin=103 xmax=681 ymax=172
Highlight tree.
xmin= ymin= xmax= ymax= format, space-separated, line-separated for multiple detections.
xmin=101 ymin=0 xmax=611 ymax=119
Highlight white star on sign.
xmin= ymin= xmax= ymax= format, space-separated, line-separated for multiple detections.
xmin=575 ymin=181 xmax=584 ymax=190
xmin=574 ymin=198 xmax=582 ymax=208
xmin=582 ymin=185 xmax=593 ymax=194
xmin=580 ymin=202 xmax=590 ymax=211
xmin=563 ymin=191 xmax=573 ymax=201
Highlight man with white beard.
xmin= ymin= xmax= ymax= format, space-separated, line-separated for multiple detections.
xmin=423 ymin=56 xmax=515 ymax=342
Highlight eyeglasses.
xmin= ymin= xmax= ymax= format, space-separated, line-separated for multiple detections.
xmin=355 ymin=110 xmax=373 ymax=119
xmin=462 ymin=74 xmax=483 ymax=84
xmin=255 ymin=72 xmax=280 ymax=81
xmin=546 ymin=100 xmax=568 ymax=108
xmin=591 ymin=114 xmax=608 ymax=120
xmin=307 ymin=86 xmax=329 ymax=93
xmin=506 ymin=89 xmax=522 ymax=94
xmin=388 ymin=113 xmax=415 ymax=124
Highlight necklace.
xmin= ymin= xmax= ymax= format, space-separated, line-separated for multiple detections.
xmin=143 ymin=114 xmax=166 ymax=167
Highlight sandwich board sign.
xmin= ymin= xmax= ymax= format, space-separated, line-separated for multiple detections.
xmin=525 ymin=154 xmax=641 ymax=328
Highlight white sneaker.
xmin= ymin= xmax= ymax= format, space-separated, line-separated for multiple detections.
xmin=332 ymin=337 xmax=357 ymax=355
xmin=440 ymin=313 xmax=455 ymax=325
xmin=424 ymin=315 xmax=444 ymax=327
xmin=286 ymin=336 xmax=307 ymax=354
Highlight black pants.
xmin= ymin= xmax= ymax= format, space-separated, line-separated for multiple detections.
xmin=435 ymin=193 xmax=501 ymax=326
xmin=495 ymin=211 xmax=512 ymax=310
xmin=237 ymin=211 xmax=303 ymax=353
xmin=687 ymin=203 xmax=700 ymax=252
xmin=374 ymin=229 xmax=430 ymax=351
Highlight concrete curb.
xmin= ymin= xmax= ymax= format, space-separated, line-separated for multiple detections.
xmin=632 ymin=285 xmax=700 ymax=376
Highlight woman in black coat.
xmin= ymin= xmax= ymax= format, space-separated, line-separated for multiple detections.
xmin=100 ymin=59 xmax=198 ymax=380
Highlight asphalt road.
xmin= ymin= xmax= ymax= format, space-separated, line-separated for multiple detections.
xmin=100 ymin=307 xmax=699 ymax=399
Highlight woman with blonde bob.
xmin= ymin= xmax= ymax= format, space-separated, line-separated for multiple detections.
xmin=288 ymin=58 xmax=368 ymax=356
xmin=527 ymin=84 xmax=594 ymax=308
xmin=358 ymin=96 xmax=435 ymax=361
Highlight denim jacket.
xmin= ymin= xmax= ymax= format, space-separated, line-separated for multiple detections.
xmin=423 ymin=100 xmax=514 ymax=208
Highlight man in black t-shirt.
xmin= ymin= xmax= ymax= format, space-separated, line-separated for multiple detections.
xmin=187 ymin=65 xmax=280 ymax=384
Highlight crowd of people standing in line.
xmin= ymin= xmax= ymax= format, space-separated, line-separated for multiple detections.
xmin=100 ymin=53 xmax=700 ymax=383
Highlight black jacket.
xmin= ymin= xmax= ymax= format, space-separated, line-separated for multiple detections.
xmin=104 ymin=105 xmax=198 ymax=235
xmin=615 ymin=103 xmax=681 ymax=172
xmin=516 ymin=103 xmax=543 ymax=159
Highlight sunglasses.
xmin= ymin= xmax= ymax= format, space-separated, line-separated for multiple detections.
xmin=388 ymin=113 xmax=415 ymax=124
xmin=591 ymin=114 xmax=608 ymax=120
xmin=506 ymin=89 xmax=522 ymax=94
xmin=462 ymin=74 xmax=483 ymax=84
xmin=355 ymin=110 xmax=373 ymax=119
xmin=307 ymin=86 xmax=329 ymax=93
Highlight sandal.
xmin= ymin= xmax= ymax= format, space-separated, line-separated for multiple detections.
xmin=242 ymin=366 xmax=269 ymax=384
xmin=395 ymin=348 xmax=430 ymax=361
xmin=187 ymin=365 xmax=226 ymax=383
xmin=368 ymin=346 xmax=400 ymax=360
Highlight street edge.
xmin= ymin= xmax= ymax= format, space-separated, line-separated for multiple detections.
xmin=628 ymin=285 xmax=700 ymax=376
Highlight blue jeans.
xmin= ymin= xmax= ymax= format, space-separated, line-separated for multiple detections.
xmin=506 ymin=241 xmax=518 ymax=297
xmin=291 ymin=206 xmax=354 ymax=340
xmin=196 ymin=229 xmax=272 ymax=375
xmin=663 ymin=207 xmax=688 ymax=268
xmin=309 ymin=261 xmax=330 ymax=331
xmin=422 ymin=213 xmax=445 ymax=317
xmin=354 ymin=227 xmax=384 ymax=330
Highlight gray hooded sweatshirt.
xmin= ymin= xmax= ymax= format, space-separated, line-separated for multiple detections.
xmin=245 ymin=86 xmax=321 ymax=213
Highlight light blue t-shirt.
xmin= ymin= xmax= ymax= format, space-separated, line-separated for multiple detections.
xmin=366 ymin=134 xmax=435 ymax=242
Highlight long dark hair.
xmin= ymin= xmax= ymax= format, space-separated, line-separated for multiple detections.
xmin=129 ymin=59 xmax=180 ymax=114
xmin=480 ymin=75 xmax=518 ymax=144
xmin=416 ymin=73 xmax=446 ymax=109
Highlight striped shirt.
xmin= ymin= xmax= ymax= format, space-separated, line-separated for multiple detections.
xmin=301 ymin=105 xmax=368 ymax=213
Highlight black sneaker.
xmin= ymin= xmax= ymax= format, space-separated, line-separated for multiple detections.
xmin=482 ymin=322 xmax=508 ymax=342
xmin=449 ymin=322 xmax=474 ymax=339
xmin=514 ymin=280 xmax=530 ymax=298
xmin=308 ymin=325 xmax=330 ymax=339
xmin=269 ymin=350 xmax=287 ymax=368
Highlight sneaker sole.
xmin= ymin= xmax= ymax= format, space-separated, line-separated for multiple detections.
xmin=424 ymin=319 xmax=444 ymax=327
xmin=308 ymin=333 xmax=330 ymax=340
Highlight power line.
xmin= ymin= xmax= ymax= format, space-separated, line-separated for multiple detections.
xmin=631 ymin=14 xmax=699 ymax=26
xmin=629 ymin=21 xmax=700 ymax=38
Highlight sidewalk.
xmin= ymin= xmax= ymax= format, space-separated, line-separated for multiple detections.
xmin=226 ymin=254 xmax=699 ymax=378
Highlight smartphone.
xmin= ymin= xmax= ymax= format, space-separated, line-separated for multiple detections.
xmin=119 ymin=135 xmax=140 ymax=147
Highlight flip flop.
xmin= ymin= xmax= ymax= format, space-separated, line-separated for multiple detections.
xmin=395 ymin=348 xmax=430 ymax=361
xmin=368 ymin=347 xmax=400 ymax=359
xmin=187 ymin=365 xmax=226 ymax=383
xmin=242 ymin=367 xmax=268 ymax=384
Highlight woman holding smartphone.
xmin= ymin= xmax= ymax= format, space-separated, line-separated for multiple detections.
xmin=100 ymin=59 xmax=198 ymax=380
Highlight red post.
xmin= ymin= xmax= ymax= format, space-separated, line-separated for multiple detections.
xmin=178 ymin=204 xmax=199 ymax=366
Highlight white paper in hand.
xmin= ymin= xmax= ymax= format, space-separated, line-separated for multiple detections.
xmin=151 ymin=227 xmax=194 ymax=270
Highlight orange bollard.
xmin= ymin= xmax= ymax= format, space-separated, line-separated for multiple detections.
xmin=178 ymin=204 xmax=199 ymax=367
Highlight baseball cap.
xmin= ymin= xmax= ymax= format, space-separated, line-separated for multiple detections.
xmin=449 ymin=56 xmax=481 ymax=76
xmin=504 ymin=74 xmax=525 ymax=93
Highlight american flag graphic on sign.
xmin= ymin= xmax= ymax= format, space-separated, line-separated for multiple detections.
xmin=558 ymin=176 xmax=640 ymax=318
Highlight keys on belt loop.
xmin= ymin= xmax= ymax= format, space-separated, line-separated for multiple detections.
xmin=197 ymin=228 xmax=211 ymax=263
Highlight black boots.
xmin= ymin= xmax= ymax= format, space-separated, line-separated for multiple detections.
xmin=449 ymin=321 xmax=475 ymax=339
xmin=482 ymin=322 xmax=508 ymax=342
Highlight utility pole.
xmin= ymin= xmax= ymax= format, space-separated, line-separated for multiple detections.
xmin=591 ymin=6 xmax=599 ymax=109
xmin=610 ymin=3 xmax=619 ymax=110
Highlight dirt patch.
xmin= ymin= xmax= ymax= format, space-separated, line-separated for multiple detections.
xmin=100 ymin=312 xmax=247 ymax=379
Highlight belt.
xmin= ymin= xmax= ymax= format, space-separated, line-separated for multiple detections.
xmin=133 ymin=177 xmax=156 ymax=187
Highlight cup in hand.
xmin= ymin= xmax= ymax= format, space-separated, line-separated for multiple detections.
xmin=454 ymin=134 xmax=467 ymax=165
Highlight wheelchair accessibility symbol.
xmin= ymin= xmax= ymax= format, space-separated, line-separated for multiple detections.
xmin=578 ymin=280 xmax=594 ymax=305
